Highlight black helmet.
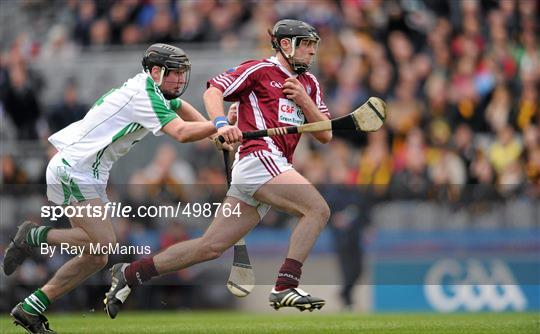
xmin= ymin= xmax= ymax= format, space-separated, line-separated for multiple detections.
xmin=269 ymin=19 xmax=320 ymax=74
xmin=142 ymin=43 xmax=191 ymax=99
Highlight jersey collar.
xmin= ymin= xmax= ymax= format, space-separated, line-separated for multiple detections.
xmin=267 ymin=56 xmax=297 ymax=78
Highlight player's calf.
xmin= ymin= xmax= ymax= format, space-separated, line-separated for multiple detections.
xmin=197 ymin=236 xmax=229 ymax=262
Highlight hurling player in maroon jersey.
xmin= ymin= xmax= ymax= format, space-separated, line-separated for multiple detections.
xmin=105 ymin=20 xmax=330 ymax=315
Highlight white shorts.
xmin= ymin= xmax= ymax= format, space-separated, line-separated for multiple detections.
xmin=46 ymin=153 xmax=109 ymax=205
xmin=227 ymin=150 xmax=293 ymax=219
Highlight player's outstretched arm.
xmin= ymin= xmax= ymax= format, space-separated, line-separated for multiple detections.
xmin=161 ymin=117 xmax=216 ymax=143
xmin=203 ymin=86 xmax=227 ymax=120
xmin=175 ymin=99 xmax=237 ymax=151
xmin=203 ymin=86 xmax=242 ymax=144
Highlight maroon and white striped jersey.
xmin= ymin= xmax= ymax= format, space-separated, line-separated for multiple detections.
xmin=207 ymin=56 xmax=329 ymax=163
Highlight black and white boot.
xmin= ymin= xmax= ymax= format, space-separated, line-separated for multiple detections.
xmin=104 ymin=263 xmax=131 ymax=319
xmin=3 ymin=221 xmax=38 ymax=275
xmin=269 ymin=287 xmax=325 ymax=312
xmin=10 ymin=303 xmax=56 ymax=334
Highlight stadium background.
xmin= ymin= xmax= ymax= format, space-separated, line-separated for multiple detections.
xmin=0 ymin=0 xmax=538 ymax=318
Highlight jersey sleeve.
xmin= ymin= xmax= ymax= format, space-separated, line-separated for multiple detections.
xmin=206 ymin=60 xmax=262 ymax=102
xmin=306 ymin=73 xmax=330 ymax=118
xmin=170 ymin=98 xmax=183 ymax=112
xmin=134 ymin=77 xmax=179 ymax=136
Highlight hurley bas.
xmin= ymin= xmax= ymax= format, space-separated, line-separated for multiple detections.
xmin=41 ymin=243 xmax=151 ymax=258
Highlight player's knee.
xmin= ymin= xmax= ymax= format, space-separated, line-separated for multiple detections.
xmin=95 ymin=235 xmax=117 ymax=247
xmin=318 ymin=203 xmax=331 ymax=228
xmin=82 ymin=254 xmax=108 ymax=270
xmin=320 ymin=202 xmax=331 ymax=223
xmin=305 ymin=200 xmax=330 ymax=219
xmin=306 ymin=201 xmax=330 ymax=228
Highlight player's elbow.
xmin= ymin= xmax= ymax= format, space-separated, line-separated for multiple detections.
xmin=203 ymin=86 xmax=223 ymax=102
xmin=163 ymin=119 xmax=190 ymax=143
xmin=176 ymin=134 xmax=189 ymax=143
xmin=172 ymin=123 xmax=191 ymax=143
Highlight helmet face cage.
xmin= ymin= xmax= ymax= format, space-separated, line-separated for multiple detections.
xmin=270 ymin=20 xmax=320 ymax=74
xmin=160 ymin=59 xmax=191 ymax=99
xmin=288 ymin=35 xmax=320 ymax=73
xmin=142 ymin=44 xmax=192 ymax=99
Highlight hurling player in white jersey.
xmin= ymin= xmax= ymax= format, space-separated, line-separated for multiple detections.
xmin=104 ymin=20 xmax=331 ymax=316
xmin=4 ymin=43 xmax=238 ymax=333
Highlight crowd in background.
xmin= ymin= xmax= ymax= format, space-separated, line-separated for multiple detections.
xmin=1 ymin=0 xmax=539 ymax=311
xmin=1 ymin=0 xmax=538 ymax=196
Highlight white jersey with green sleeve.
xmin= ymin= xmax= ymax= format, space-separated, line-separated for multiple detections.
xmin=48 ymin=71 xmax=182 ymax=180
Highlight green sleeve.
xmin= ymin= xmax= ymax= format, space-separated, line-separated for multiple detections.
xmin=145 ymin=77 xmax=177 ymax=126
xmin=170 ymin=98 xmax=183 ymax=112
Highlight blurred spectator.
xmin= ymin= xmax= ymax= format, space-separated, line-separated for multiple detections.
xmin=429 ymin=145 xmax=466 ymax=202
xmin=353 ymin=129 xmax=392 ymax=197
xmin=366 ymin=60 xmax=393 ymax=101
xmin=47 ymin=78 xmax=87 ymax=133
xmin=516 ymin=83 xmax=538 ymax=131
xmin=2 ymin=155 xmax=27 ymax=184
xmin=390 ymin=128 xmax=431 ymax=200
xmin=387 ymin=30 xmax=414 ymax=68
xmin=108 ymin=1 xmax=138 ymax=45
xmin=121 ymin=24 xmax=143 ymax=45
xmin=489 ymin=125 xmax=523 ymax=176
xmin=452 ymin=123 xmax=476 ymax=180
xmin=485 ymin=84 xmax=512 ymax=133
xmin=386 ymin=77 xmax=423 ymax=137
xmin=465 ymin=148 xmax=503 ymax=220
xmin=147 ymin=2 xmax=175 ymax=43
xmin=38 ymin=25 xmax=80 ymax=63
xmin=89 ymin=18 xmax=111 ymax=46
xmin=322 ymin=138 xmax=370 ymax=310
xmin=331 ymin=56 xmax=368 ymax=118
xmin=526 ymin=147 xmax=540 ymax=185
xmin=2 ymin=62 xmax=42 ymax=139
xmin=176 ymin=3 xmax=207 ymax=43
xmin=73 ymin=0 xmax=97 ymax=46
xmin=523 ymin=125 xmax=539 ymax=156
xmin=325 ymin=188 xmax=368 ymax=310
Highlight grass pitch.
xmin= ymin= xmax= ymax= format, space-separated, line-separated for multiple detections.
xmin=0 ymin=311 xmax=538 ymax=334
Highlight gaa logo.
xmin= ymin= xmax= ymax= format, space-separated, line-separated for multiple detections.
xmin=296 ymin=108 xmax=305 ymax=121
xmin=424 ymin=259 xmax=527 ymax=312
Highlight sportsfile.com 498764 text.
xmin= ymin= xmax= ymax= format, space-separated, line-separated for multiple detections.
xmin=41 ymin=202 xmax=242 ymax=221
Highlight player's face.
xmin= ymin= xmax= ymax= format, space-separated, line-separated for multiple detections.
xmin=293 ymin=38 xmax=319 ymax=67
xmin=161 ymin=68 xmax=189 ymax=98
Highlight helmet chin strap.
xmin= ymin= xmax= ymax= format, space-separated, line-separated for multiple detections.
xmin=278 ymin=38 xmax=308 ymax=75
xmin=145 ymin=67 xmax=166 ymax=86
xmin=157 ymin=67 xmax=165 ymax=86
xmin=146 ymin=67 xmax=179 ymax=100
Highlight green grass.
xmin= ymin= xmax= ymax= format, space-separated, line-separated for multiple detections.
xmin=0 ymin=311 xmax=538 ymax=334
